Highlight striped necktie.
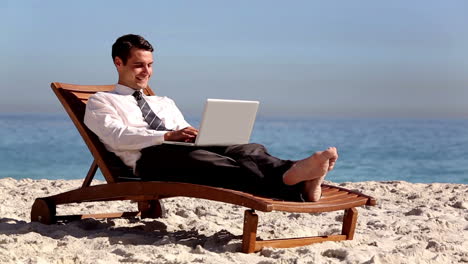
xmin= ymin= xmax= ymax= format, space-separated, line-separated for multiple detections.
xmin=132 ymin=90 xmax=169 ymax=131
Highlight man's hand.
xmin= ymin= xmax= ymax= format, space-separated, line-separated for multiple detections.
xmin=164 ymin=127 xmax=198 ymax=142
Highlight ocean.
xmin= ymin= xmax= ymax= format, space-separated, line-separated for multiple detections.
xmin=0 ymin=113 xmax=467 ymax=184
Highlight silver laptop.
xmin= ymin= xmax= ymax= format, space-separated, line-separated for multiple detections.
xmin=163 ymin=98 xmax=259 ymax=146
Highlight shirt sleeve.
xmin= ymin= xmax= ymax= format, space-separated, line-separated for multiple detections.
xmin=167 ymin=98 xmax=191 ymax=130
xmin=84 ymin=94 xmax=165 ymax=151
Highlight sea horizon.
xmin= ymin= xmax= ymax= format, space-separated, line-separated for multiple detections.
xmin=1 ymin=113 xmax=467 ymax=184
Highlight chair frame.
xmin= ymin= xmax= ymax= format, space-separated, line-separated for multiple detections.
xmin=31 ymin=82 xmax=376 ymax=253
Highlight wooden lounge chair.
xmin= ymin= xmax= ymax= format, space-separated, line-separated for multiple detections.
xmin=31 ymin=82 xmax=377 ymax=253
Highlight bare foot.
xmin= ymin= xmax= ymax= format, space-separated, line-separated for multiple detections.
xmin=328 ymin=153 xmax=337 ymax=171
xmin=304 ymin=176 xmax=325 ymax=202
xmin=283 ymin=147 xmax=338 ymax=186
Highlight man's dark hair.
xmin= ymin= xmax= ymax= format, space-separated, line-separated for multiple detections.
xmin=112 ymin=34 xmax=154 ymax=64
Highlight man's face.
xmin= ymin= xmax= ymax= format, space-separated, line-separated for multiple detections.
xmin=115 ymin=48 xmax=153 ymax=90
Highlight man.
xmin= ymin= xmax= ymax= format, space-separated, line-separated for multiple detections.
xmin=84 ymin=34 xmax=338 ymax=202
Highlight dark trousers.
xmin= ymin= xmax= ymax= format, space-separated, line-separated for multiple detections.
xmin=136 ymin=143 xmax=304 ymax=201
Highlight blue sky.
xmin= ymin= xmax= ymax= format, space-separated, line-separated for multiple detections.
xmin=1 ymin=0 xmax=468 ymax=117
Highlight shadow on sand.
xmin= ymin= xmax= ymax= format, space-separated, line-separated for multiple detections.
xmin=0 ymin=217 xmax=243 ymax=253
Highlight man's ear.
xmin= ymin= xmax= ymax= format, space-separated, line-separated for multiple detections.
xmin=114 ymin=57 xmax=123 ymax=68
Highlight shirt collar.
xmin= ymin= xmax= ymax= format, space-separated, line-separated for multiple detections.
xmin=114 ymin=84 xmax=141 ymax=96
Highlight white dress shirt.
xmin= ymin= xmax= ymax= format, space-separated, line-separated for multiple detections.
xmin=84 ymin=84 xmax=191 ymax=171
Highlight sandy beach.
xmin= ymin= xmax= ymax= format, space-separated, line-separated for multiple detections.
xmin=0 ymin=178 xmax=466 ymax=264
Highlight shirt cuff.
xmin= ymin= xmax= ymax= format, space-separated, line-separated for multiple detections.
xmin=152 ymin=131 xmax=168 ymax=145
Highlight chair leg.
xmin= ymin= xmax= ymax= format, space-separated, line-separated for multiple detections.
xmin=138 ymin=200 xmax=165 ymax=218
xmin=242 ymin=210 xmax=259 ymax=253
xmin=341 ymin=208 xmax=358 ymax=240
xmin=82 ymin=160 xmax=98 ymax=188
xmin=31 ymin=198 xmax=57 ymax=224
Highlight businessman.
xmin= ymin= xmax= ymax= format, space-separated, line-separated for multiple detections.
xmin=84 ymin=34 xmax=338 ymax=202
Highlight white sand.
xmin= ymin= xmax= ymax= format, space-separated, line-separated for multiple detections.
xmin=0 ymin=178 xmax=466 ymax=264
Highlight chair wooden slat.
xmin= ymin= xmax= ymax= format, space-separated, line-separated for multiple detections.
xmin=70 ymin=91 xmax=94 ymax=101
xmin=321 ymin=187 xmax=341 ymax=194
